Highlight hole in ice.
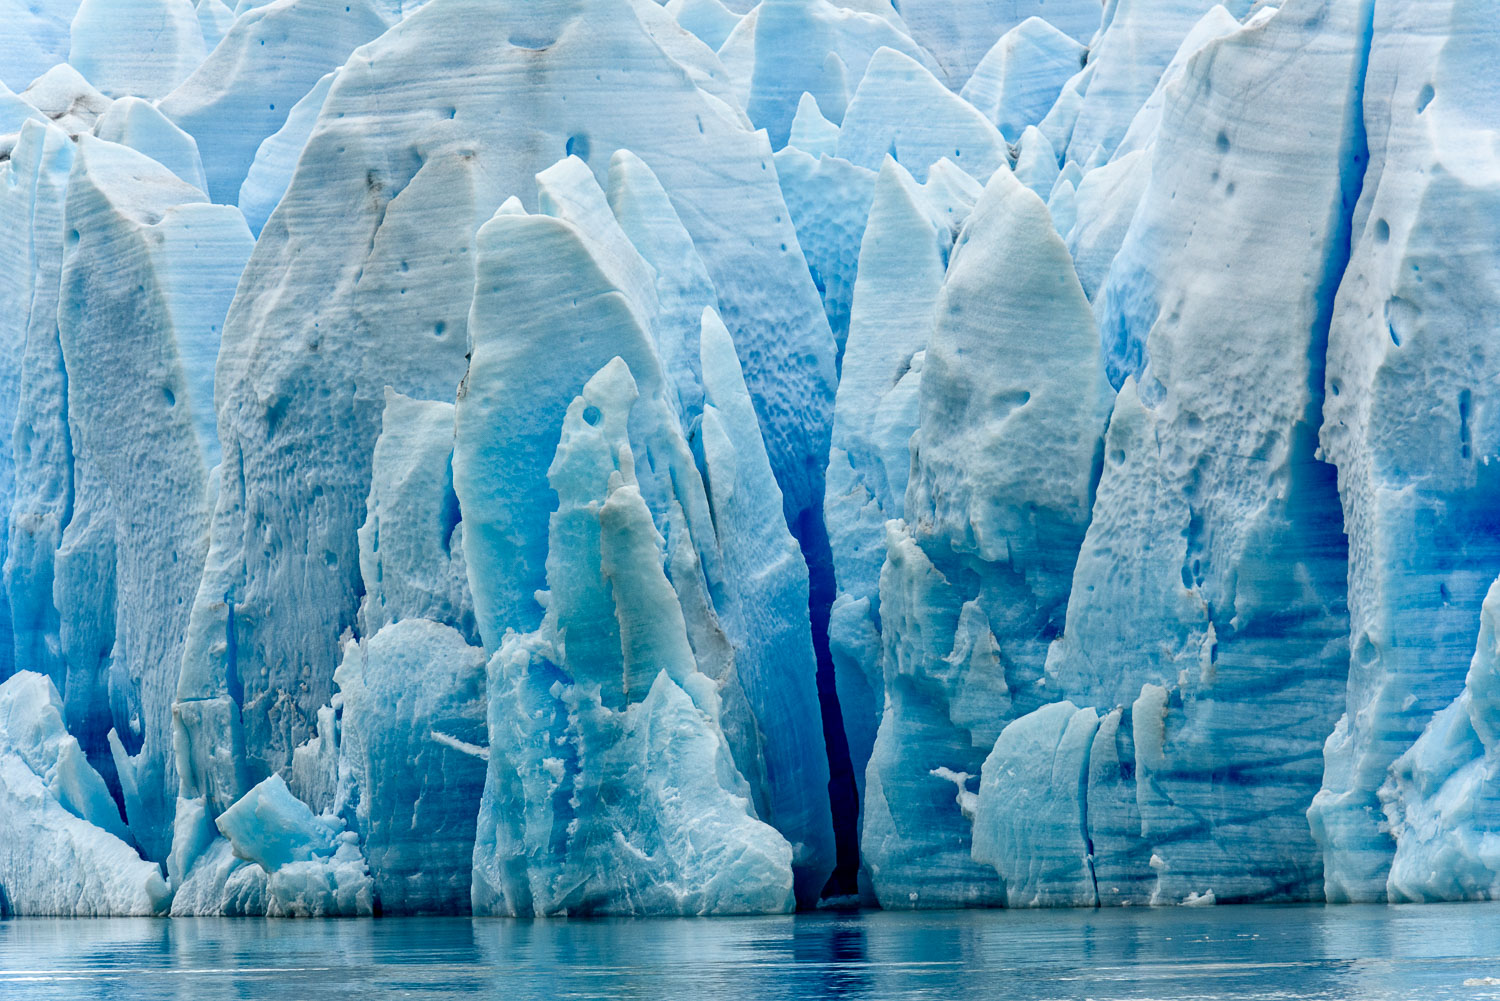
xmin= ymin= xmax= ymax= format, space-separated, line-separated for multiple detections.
xmin=163 ymin=386 xmax=176 ymax=407
xmin=1417 ymin=84 xmax=1435 ymax=113
xmin=1385 ymin=295 xmax=1416 ymax=347
xmin=1374 ymin=218 xmax=1390 ymax=243
xmin=434 ymin=321 xmax=446 ymax=338
xmin=582 ymin=405 xmax=602 ymax=427
xmin=509 ymin=31 xmax=556 ymax=50
xmin=1216 ymin=131 xmax=1230 ymax=152
xmin=566 ymin=133 xmax=591 ymax=162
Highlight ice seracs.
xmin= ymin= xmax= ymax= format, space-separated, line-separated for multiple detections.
xmin=960 ymin=17 xmax=1087 ymax=141
xmin=861 ymin=162 xmax=1110 ymax=907
xmin=58 ymin=135 xmax=252 ymax=861
xmin=471 ymin=357 xmax=795 ymax=916
xmin=0 ymin=672 xmax=168 ymax=916
xmin=6 ymin=0 xmax=1500 ymax=917
xmin=68 ymin=0 xmax=206 ymax=101
xmin=1311 ymin=0 xmax=1500 ymax=904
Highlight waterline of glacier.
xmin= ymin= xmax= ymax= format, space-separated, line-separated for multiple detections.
xmin=5 ymin=904 xmax=1500 ymax=1000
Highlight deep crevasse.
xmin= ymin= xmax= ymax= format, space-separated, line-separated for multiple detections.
xmin=0 ymin=0 xmax=1497 ymax=916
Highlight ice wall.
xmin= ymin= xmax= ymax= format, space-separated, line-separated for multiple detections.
xmin=3 ymin=0 xmax=1500 ymax=916
xmin=1309 ymin=0 xmax=1500 ymax=904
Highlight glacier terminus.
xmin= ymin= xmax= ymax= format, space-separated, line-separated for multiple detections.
xmin=1 ymin=0 xmax=1499 ymax=918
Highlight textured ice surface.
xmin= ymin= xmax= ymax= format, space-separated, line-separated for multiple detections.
xmin=894 ymin=0 xmax=1099 ymax=88
xmin=8 ymin=0 xmax=1500 ymax=917
xmin=1310 ymin=0 xmax=1500 ymax=903
xmin=335 ymin=620 xmax=486 ymax=913
xmin=728 ymin=0 xmax=936 ymax=149
xmin=17 ymin=63 xmax=111 ymax=137
xmin=836 ymin=47 xmax=1008 ymax=182
xmin=824 ymin=157 xmax=980 ymax=810
xmin=773 ymin=146 xmax=877 ymax=359
xmin=69 ymin=0 xmax=206 ymax=101
xmin=1384 ymin=580 xmax=1500 ymax=902
xmin=157 ymin=0 xmax=391 ymax=204
xmin=972 ymin=701 xmax=1100 ymax=906
xmin=453 ymin=165 xmax=829 ymax=905
xmin=0 ymin=0 xmax=80 ymax=92
xmin=860 ymin=163 xmax=1111 ymax=908
xmin=1044 ymin=0 xmax=1365 ymax=905
xmin=170 ymin=2 xmax=836 ymax=859
xmin=667 ymin=0 xmax=741 ymax=51
xmin=202 ymin=774 xmax=374 ymax=916
xmin=1062 ymin=0 xmax=1253 ymax=167
xmin=0 ymin=672 xmax=168 ymax=915
xmin=92 ymin=97 xmax=208 ymax=193
xmin=470 ymin=357 xmax=796 ymax=916
xmin=356 ymin=391 xmax=475 ymax=643
xmin=237 ymin=69 xmax=337 ymax=236
xmin=59 ymin=136 xmax=252 ymax=860
xmin=960 ymin=17 xmax=1086 ymax=141
xmin=4 ymin=119 xmax=76 ymax=756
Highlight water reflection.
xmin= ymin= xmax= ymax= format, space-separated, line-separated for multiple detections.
xmin=3 ymin=903 xmax=1500 ymax=1000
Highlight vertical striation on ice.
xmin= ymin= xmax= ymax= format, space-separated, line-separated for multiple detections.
xmin=470 ymin=357 xmax=795 ymax=916
xmin=1311 ymin=0 xmax=1500 ymax=903
xmin=335 ymin=619 xmax=486 ymax=913
xmin=172 ymin=0 xmax=837 ymax=856
xmin=0 ymin=672 xmax=168 ymax=915
xmin=6 ymin=0 xmax=1500 ymax=919
xmin=1046 ymin=0 xmax=1368 ymax=904
xmin=59 ymin=135 xmax=252 ymax=860
xmin=861 ymin=163 xmax=1111 ymax=907
xmin=824 ymin=155 xmax=980 ymax=820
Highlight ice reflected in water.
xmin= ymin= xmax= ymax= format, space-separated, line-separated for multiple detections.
xmin=4 ymin=903 xmax=1500 ymax=1000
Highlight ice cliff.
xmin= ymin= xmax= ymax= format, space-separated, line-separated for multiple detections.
xmin=1 ymin=0 xmax=1500 ymax=916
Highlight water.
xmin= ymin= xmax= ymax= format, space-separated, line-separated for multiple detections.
xmin=2 ymin=903 xmax=1499 ymax=1000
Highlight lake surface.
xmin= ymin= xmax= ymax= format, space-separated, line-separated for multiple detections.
xmin=3 ymin=903 xmax=1500 ymax=1000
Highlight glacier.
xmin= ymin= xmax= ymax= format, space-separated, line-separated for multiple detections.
xmin=1 ymin=0 xmax=1500 ymax=917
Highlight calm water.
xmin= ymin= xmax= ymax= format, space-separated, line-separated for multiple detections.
xmin=3 ymin=903 xmax=1499 ymax=1000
